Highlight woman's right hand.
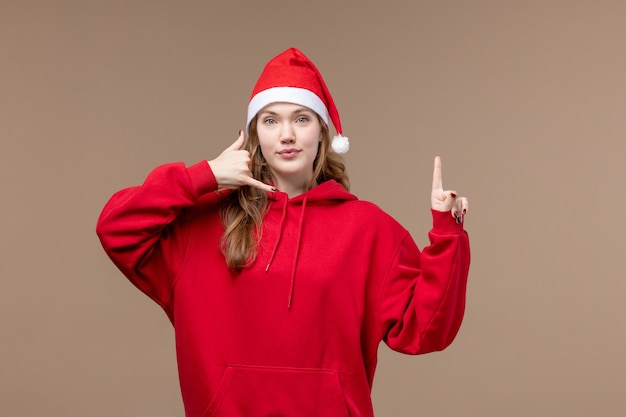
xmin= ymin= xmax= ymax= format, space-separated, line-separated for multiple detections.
xmin=207 ymin=130 xmax=276 ymax=192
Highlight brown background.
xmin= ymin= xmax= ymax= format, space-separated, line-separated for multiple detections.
xmin=2 ymin=1 xmax=625 ymax=416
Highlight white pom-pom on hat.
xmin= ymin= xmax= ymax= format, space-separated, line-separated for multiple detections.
xmin=332 ymin=135 xmax=349 ymax=154
xmin=247 ymin=47 xmax=350 ymax=153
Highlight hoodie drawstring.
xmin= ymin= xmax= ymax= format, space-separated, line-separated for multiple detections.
xmin=287 ymin=196 xmax=307 ymax=308
xmin=265 ymin=199 xmax=288 ymax=273
xmin=264 ymin=194 xmax=308 ymax=309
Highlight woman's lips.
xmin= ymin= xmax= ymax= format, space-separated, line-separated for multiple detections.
xmin=277 ymin=149 xmax=301 ymax=158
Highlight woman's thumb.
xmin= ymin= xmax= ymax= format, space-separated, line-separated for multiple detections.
xmin=225 ymin=130 xmax=245 ymax=151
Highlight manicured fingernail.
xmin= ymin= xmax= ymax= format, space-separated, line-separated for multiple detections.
xmin=238 ymin=129 xmax=243 ymax=136
xmin=463 ymin=208 xmax=467 ymax=214
xmin=271 ymin=187 xmax=277 ymax=192
xmin=456 ymin=216 xmax=463 ymax=224
xmin=451 ymin=193 xmax=457 ymax=198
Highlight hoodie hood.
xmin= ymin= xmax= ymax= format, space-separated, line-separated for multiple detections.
xmin=263 ymin=180 xmax=357 ymax=307
xmin=268 ymin=179 xmax=357 ymax=205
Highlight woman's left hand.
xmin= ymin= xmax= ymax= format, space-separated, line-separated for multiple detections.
xmin=431 ymin=156 xmax=469 ymax=223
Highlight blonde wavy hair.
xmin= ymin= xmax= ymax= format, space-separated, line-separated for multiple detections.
xmin=219 ymin=114 xmax=349 ymax=270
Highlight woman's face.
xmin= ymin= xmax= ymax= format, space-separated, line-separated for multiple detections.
xmin=256 ymin=102 xmax=322 ymax=192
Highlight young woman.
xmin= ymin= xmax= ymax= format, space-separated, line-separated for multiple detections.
xmin=96 ymin=47 xmax=470 ymax=417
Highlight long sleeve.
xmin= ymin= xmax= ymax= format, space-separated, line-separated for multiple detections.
xmin=95 ymin=161 xmax=219 ymax=317
xmin=379 ymin=209 xmax=470 ymax=354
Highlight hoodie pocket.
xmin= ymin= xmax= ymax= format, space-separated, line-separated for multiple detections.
xmin=202 ymin=365 xmax=350 ymax=417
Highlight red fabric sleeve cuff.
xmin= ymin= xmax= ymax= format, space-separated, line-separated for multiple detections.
xmin=187 ymin=161 xmax=219 ymax=197
xmin=431 ymin=209 xmax=465 ymax=235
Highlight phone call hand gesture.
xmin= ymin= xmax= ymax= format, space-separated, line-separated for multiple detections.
xmin=431 ymin=156 xmax=469 ymax=223
xmin=208 ymin=130 xmax=275 ymax=193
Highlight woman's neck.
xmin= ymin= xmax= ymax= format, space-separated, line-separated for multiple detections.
xmin=273 ymin=174 xmax=315 ymax=199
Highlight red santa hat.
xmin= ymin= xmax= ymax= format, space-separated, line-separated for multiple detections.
xmin=246 ymin=47 xmax=349 ymax=154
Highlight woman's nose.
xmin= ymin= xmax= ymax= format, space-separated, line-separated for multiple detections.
xmin=280 ymin=124 xmax=295 ymax=143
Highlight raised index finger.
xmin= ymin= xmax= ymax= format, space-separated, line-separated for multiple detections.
xmin=432 ymin=155 xmax=443 ymax=191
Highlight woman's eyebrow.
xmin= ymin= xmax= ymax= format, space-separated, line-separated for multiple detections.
xmin=259 ymin=106 xmax=313 ymax=117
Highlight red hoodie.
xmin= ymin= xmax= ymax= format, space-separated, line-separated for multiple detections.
xmin=96 ymin=160 xmax=470 ymax=417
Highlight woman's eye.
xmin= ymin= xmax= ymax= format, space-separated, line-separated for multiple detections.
xmin=296 ymin=116 xmax=309 ymax=123
xmin=264 ymin=118 xmax=276 ymax=125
